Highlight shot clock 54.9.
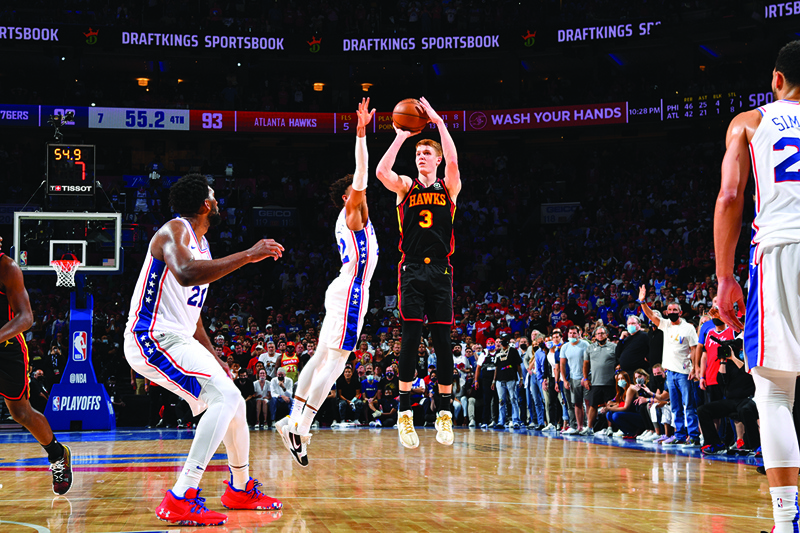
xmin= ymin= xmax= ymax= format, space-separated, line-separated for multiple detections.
xmin=47 ymin=144 xmax=95 ymax=196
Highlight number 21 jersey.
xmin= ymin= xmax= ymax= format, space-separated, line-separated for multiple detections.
xmin=397 ymin=178 xmax=456 ymax=260
xmin=750 ymin=100 xmax=800 ymax=259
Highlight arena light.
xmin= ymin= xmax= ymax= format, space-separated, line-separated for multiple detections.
xmin=361 ymin=83 xmax=373 ymax=92
xmin=313 ymin=83 xmax=325 ymax=92
xmin=136 ymin=78 xmax=150 ymax=87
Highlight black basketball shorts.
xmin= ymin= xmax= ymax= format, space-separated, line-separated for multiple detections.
xmin=0 ymin=338 xmax=30 ymax=401
xmin=398 ymin=260 xmax=454 ymax=324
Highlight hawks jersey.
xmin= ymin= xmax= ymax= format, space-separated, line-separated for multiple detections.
xmin=396 ymin=177 xmax=456 ymax=260
xmin=750 ymin=99 xmax=800 ymax=260
xmin=0 ymin=254 xmax=28 ymax=356
xmin=334 ymin=207 xmax=379 ymax=283
xmin=126 ymin=218 xmax=212 ymax=335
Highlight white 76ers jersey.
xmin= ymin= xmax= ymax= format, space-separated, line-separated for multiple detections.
xmin=335 ymin=208 xmax=379 ymax=282
xmin=126 ymin=218 xmax=211 ymax=335
xmin=750 ymin=100 xmax=800 ymax=259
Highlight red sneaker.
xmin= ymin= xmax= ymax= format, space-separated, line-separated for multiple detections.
xmin=221 ymin=478 xmax=282 ymax=510
xmin=156 ymin=488 xmax=228 ymax=526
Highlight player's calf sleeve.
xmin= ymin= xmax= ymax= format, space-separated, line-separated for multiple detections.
xmin=429 ymin=324 xmax=453 ymax=387
xmin=752 ymin=366 xmax=800 ymax=470
xmin=399 ymin=320 xmax=423 ymax=383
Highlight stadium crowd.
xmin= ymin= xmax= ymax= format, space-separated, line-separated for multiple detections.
xmin=0 ymin=130 xmax=765 ymax=458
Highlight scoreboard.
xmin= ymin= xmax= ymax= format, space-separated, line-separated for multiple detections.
xmin=47 ymin=144 xmax=95 ymax=196
xmin=0 ymin=90 xmax=778 ymax=137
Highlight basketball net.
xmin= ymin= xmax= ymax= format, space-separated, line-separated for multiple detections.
xmin=51 ymin=255 xmax=81 ymax=288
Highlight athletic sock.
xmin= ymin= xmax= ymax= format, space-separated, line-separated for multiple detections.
xmin=399 ymin=391 xmax=411 ymax=412
xmin=290 ymin=397 xmax=306 ymax=422
xmin=770 ymin=486 xmax=800 ymax=533
xmin=439 ymin=394 xmax=452 ymax=415
xmin=42 ymin=438 xmax=65 ymax=463
xmin=296 ymin=404 xmax=317 ymax=435
xmin=173 ymin=460 xmax=204 ymax=498
xmin=229 ymin=463 xmax=250 ymax=491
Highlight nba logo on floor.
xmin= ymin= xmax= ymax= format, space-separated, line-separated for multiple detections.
xmin=73 ymin=331 xmax=88 ymax=361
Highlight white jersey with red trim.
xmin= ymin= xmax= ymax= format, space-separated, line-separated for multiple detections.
xmin=750 ymin=99 xmax=800 ymax=259
xmin=125 ymin=218 xmax=212 ymax=335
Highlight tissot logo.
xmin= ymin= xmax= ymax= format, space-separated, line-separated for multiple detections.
xmin=50 ymin=185 xmax=92 ymax=192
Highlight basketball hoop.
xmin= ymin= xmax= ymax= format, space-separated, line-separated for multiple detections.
xmin=51 ymin=255 xmax=81 ymax=287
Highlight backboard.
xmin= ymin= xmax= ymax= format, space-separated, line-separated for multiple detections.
xmin=12 ymin=212 xmax=122 ymax=274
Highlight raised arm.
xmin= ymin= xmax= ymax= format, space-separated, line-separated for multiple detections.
xmin=715 ymin=110 xmax=760 ymax=330
xmin=0 ymin=255 xmax=33 ymax=344
xmin=153 ymin=220 xmax=283 ymax=287
xmin=638 ymin=285 xmax=660 ymax=328
xmin=345 ymin=97 xmax=375 ymax=231
xmin=376 ymin=127 xmax=416 ymax=200
xmin=419 ymin=97 xmax=461 ymax=200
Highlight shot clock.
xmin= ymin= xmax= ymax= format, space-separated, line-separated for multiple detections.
xmin=47 ymin=144 xmax=96 ymax=196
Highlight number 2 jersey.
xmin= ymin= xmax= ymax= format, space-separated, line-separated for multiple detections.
xmin=319 ymin=208 xmax=379 ymax=351
xmin=126 ymin=218 xmax=211 ymax=335
xmin=396 ymin=177 xmax=456 ymax=260
xmin=750 ymin=99 xmax=800 ymax=260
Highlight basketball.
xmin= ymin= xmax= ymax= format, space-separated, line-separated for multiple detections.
xmin=392 ymin=98 xmax=429 ymax=133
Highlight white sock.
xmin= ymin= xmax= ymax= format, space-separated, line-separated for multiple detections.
xmin=296 ymin=404 xmax=318 ymax=435
xmin=229 ymin=464 xmax=250 ymax=491
xmin=290 ymin=397 xmax=306 ymax=422
xmin=770 ymin=486 xmax=800 ymax=533
xmin=173 ymin=459 xmax=204 ymax=498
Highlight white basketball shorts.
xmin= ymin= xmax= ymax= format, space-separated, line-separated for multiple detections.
xmin=318 ymin=274 xmax=370 ymax=352
xmin=124 ymin=330 xmax=226 ymax=415
xmin=745 ymin=241 xmax=800 ymax=372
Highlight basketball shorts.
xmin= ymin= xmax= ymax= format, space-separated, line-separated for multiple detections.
xmin=319 ymin=274 xmax=370 ymax=352
xmin=587 ymin=384 xmax=615 ymax=407
xmin=398 ymin=260 xmax=453 ymax=324
xmin=745 ymin=242 xmax=800 ymax=372
xmin=125 ymin=330 xmax=226 ymax=416
xmin=0 ymin=337 xmax=29 ymax=401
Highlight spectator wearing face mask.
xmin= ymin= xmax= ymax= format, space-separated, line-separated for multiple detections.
xmin=639 ymin=285 xmax=700 ymax=447
xmin=616 ymin=316 xmax=651 ymax=378
xmin=599 ymin=371 xmax=643 ymax=438
xmin=234 ymin=368 xmax=258 ymax=427
xmin=492 ymin=336 xmax=523 ymax=429
xmin=583 ymin=326 xmax=618 ymax=435
xmin=535 ymin=335 xmax=558 ymax=431
xmin=475 ymin=338 xmax=499 ymax=428
xmin=560 ymin=326 xmax=591 ymax=435
xmin=522 ymin=333 xmax=546 ymax=429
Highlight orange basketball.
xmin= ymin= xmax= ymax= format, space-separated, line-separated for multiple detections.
xmin=392 ymin=98 xmax=429 ymax=133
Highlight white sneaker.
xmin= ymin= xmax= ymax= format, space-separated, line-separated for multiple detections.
xmin=578 ymin=427 xmax=590 ymax=436
xmin=645 ymin=432 xmax=662 ymax=442
xmin=636 ymin=430 xmax=653 ymax=441
xmin=311 ymin=421 xmax=319 ymax=430
xmin=435 ymin=411 xmax=454 ymax=446
xmin=563 ymin=427 xmax=578 ymax=435
xmin=542 ymin=423 xmax=556 ymax=432
xmin=397 ymin=410 xmax=419 ymax=449
xmin=468 ymin=420 xmax=476 ymax=428
xmin=374 ymin=419 xmax=382 ymax=427
xmin=369 ymin=421 xmax=378 ymax=427
xmin=612 ymin=429 xmax=625 ymax=438
xmin=276 ymin=416 xmax=311 ymax=468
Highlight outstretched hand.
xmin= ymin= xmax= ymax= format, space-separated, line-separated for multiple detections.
xmin=249 ymin=239 xmax=284 ymax=262
xmin=393 ymin=124 xmax=421 ymax=140
xmin=418 ymin=97 xmax=440 ymax=124
xmin=638 ymin=284 xmax=646 ymax=302
xmin=356 ymin=97 xmax=375 ymax=130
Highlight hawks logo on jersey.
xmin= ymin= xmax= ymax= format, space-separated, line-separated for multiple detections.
xmin=407 ymin=191 xmax=448 ymax=208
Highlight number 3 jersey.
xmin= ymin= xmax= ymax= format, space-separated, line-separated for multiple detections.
xmin=126 ymin=218 xmax=212 ymax=335
xmin=397 ymin=177 xmax=455 ymax=260
xmin=319 ymin=208 xmax=379 ymax=351
xmin=750 ymin=100 xmax=800 ymax=260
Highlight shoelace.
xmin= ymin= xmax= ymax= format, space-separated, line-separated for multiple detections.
xmin=437 ymin=415 xmax=452 ymax=432
xmin=399 ymin=414 xmax=415 ymax=435
xmin=49 ymin=459 xmax=66 ymax=482
xmin=187 ymin=493 xmax=210 ymax=514
xmin=244 ymin=479 xmax=265 ymax=500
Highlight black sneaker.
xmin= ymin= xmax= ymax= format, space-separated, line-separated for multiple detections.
xmin=276 ymin=416 xmax=311 ymax=467
xmin=50 ymin=444 xmax=73 ymax=495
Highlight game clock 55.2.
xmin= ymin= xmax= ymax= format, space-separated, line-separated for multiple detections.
xmin=47 ymin=144 xmax=95 ymax=196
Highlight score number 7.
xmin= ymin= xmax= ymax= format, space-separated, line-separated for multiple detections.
xmin=774 ymin=137 xmax=800 ymax=182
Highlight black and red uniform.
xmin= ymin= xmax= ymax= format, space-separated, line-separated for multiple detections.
xmin=0 ymin=253 xmax=30 ymax=400
xmin=396 ymin=177 xmax=456 ymax=325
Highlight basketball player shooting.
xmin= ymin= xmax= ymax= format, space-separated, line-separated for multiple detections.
xmin=0 ymin=236 xmax=73 ymax=495
xmin=123 ymin=175 xmax=284 ymax=526
xmin=376 ymin=97 xmax=461 ymax=448
xmin=714 ymin=40 xmax=800 ymax=533
xmin=276 ymin=97 xmax=378 ymax=467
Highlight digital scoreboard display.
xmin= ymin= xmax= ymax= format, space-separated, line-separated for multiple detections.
xmin=47 ymin=144 xmax=95 ymax=196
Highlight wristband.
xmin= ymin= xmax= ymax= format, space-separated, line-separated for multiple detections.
xmin=699 ymin=377 xmax=706 ymax=381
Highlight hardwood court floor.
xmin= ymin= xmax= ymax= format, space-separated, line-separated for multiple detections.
xmin=0 ymin=427 xmax=776 ymax=532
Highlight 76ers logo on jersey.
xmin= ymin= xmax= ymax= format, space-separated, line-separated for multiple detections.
xmin=72 ymin=331 xmax=88 ymax=361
